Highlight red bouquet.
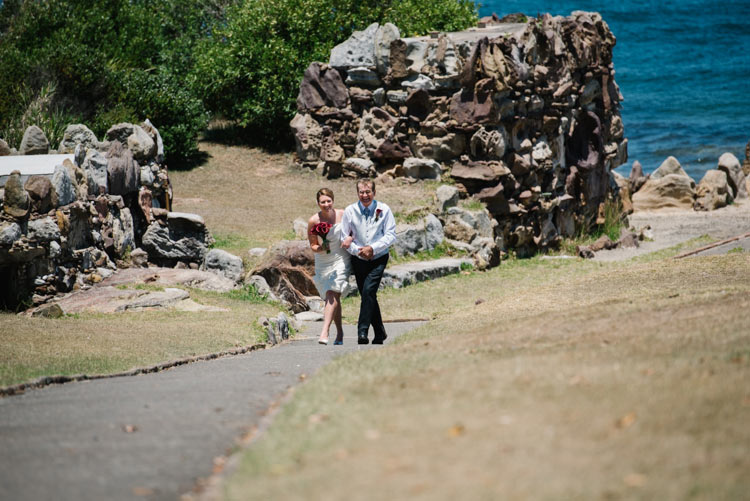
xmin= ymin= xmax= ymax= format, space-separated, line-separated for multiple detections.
xmin=310 ymin=221 xmax=333 ymax=253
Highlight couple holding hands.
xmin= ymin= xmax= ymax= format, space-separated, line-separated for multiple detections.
xmin=307 ymin=179 xmax=396 ymax=346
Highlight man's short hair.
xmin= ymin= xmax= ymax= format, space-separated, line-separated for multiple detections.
xmin=356 ymin=178 xmax=375 ymax=193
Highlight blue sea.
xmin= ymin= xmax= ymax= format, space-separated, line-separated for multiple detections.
xmin=479 ymin=0 xmax=750 ymax=180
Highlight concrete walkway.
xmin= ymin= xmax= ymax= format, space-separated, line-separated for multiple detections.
xmin=0 ymin=321 xmax=423 ymax=501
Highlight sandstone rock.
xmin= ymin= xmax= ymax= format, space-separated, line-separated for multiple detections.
xmin=3 ymin=170 xmax=30 ymax=218
xmin=435 ymin=185 xmax=459 ymax=212
xmin=20 ymin=126 xmax=49 ymax=155
xmin=24 ymin=175 xmax=57 ymax=213
xmin=58 ymin=124 xmax=98 ymax=153
xmin=28 ymin=217 xmax=61 ymax=243
xmin=470 ymin=127 xmax=508 ymax=160
xmin=355 ymin=107 xmax=397 ymax=158
xmin=203 ymin=249 xmax=244 ymax=283
xmin=694 ymin=169 xmax=731 ymax=211
xmin=127 ymin=125 xmax=157 ymax=162
xmin=632 ymin=174 xmax=696 ymax=211
xmin=0 ymin=138 xmax=10 ymax=156
xmin=410 ymin=132 xmax=465 ymax=162
xmin=107 ymin=141 xmax=140 ymax=196
xmin=651 ymin=156 xmax=689 ymax=180
xmin=393 ymin=213 xmax=444 ymax=256
xmin=403 ymin=157 xmax=441 ymax=180
xmin=0 ymin=222 xmax=22 ymax=246
xmin=290 ymin=113 xmax=323 ymax=162
xmin=343 ymin=157 xmax=376 ymax=177
xmin=717 ymin=152 xmax=746 ymax=199
xmin=330 ymin=23 xmax=379 ymax=70
xmin=52 ymin=163 xmax=76 ymax=206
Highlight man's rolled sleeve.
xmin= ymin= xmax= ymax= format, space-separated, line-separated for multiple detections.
xmin=371 ymin=209 xmax=396 ymax=256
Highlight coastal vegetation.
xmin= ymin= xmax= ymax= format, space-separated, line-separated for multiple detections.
xmin=0 ymin=0 xmax=477 ymax=162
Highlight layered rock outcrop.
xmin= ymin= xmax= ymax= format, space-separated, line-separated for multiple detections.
xmin=291 ymin=13 xmax=628 ymax=256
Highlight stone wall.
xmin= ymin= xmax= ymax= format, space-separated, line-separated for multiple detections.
xmin=291 ymin=12 xmax=628 ymax=256
xmin=0 ymin=122 xmax=212 ymax=310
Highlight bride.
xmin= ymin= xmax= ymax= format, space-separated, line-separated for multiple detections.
xmin=307 ymin=188 xmax=352 ymax=345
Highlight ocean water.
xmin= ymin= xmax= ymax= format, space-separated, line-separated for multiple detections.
xmin=478 ymin=0 xmax=750 ymax=180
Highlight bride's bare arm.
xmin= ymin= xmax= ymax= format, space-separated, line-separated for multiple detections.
xmin=308 ymin=215 xmax=323 ymax=252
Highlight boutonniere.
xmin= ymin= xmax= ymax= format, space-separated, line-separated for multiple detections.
xmin=375 ymin=208 xmax=383 ymax=221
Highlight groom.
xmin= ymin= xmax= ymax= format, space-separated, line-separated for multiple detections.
xmin=341 ymin=179 xmax=397 ymax=344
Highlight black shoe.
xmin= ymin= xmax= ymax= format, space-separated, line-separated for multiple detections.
xmin=372 ymin=333 xmax=388 ymax=345
xmin=358 ymin=335 xmax=369 ymax=345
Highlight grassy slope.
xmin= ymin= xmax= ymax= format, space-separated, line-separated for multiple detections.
xmin=225 ymin=253 xmax=750 ymax=500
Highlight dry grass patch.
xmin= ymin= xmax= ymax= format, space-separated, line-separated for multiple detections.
xmin=224 ymin=253 xmax=750 ymax=500
xmin=0 ymin=291 xmax=284 ymax=387
xmin=169 ymin=142 xmax=439 ymax=263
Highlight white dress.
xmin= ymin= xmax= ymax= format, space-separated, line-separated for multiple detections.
xmin=313 ymin=223 xmax=352 ymax=296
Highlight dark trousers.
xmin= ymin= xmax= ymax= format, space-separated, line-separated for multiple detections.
xmin=351 ymin=253 xmax=388 ymax=340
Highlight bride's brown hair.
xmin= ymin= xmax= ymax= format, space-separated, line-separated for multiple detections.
xmin=316 ymin=188 xmax=334 ymax=201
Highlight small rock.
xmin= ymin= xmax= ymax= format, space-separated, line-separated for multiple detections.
xmin=31 ymin=303 xmax=64 ymax=318
xmin=20 ymin=125 xmax=50 ymax=155
xmin=293 ymin=218 xmax=308 ymax=239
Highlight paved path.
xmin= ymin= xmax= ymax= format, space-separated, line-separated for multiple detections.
xmin=0 ymin=321 xmax=423 ymax=501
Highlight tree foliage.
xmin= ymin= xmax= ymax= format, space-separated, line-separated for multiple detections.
xmin=192 ymin=0 xmax=478 ymax=147
xmin=0 ymin=0 xmax=477 ymax=156
xmin=0 ymin=0 xmax=226 ymax=162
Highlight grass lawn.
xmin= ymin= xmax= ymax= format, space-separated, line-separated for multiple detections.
xmin=223 ymin=251 xmax=750 ymax=500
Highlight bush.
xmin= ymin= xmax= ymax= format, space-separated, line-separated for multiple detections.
xmin=0 ymin=0 xmax=219 ymax=161
xmin=192 ymin=0 xmax=478 ymax=147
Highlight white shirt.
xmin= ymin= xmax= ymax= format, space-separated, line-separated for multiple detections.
xmin=340 ymin=200 xmax=397 ymax=259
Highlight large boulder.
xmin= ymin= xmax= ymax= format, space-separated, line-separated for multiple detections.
xmin=290 ymin=113 xmax=323 ymax=162
xmin=127 ymin=124 xmax=157 ymax=162
xmin=82 ymin=148 xmax=109 ymax=195
xmin=203 ymin=248 xmax=244 ymax=283
xmin=296 ymin=63 xmax=350 ymax=111
xmin=443 ymin=206 xmax=494 ymax=244
xmin=24 ymin=175 xmax=58 ymax=213
xmin=58 ymin=124 xmax=98 ymax=153
xmin=141 ymin=119 xmax=165 ymax=163
xmin=107 ymin=141 xmax=140 ymax=196
xmin=631 ymin=173 xmax=696 ymax=211
xmin=3 ymin=170 xmax=30 ymax=218
xmin=329 ymin=23 xmax=379 ymax=70
xmin=28 ymin=217 xmax=61 ymax=243
xmin=717 ymin=152 xmax=746 ymax=199
xmin=393 ymin=213 xmax=444 ymax=256
xmin=0 ymin=222 xmax=22 ymax=246
xmin=52 ymin=163 xmax=76 ymax=206
xmin=141 ymin=212 xmax=211 ymax=264
xmin=694 ymin=169 xmax=731 ymax=211
xmin=403 ymin=158 xmax=441 ymax=180
xmin=374 ymin=23 xmax=400 ymax=75
xmin=19 ymin=126 xmax=49 ymax=155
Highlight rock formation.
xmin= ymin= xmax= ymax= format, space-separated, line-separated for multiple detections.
xmin=291 ymin=13 xmax=628 ymax=256
xmin=0 ymin=122 xmax=212 ymax=310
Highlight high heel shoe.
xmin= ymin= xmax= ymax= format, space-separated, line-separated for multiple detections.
xmin=318 ymin=338 xmax=329 ymax=345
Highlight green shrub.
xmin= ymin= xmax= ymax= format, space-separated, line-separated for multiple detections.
xmin=192 ymin=0 xmax=477 ymax=147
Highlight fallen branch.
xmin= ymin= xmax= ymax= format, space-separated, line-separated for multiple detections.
xmin=673 ymin=232 xmax=750 ymax=259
